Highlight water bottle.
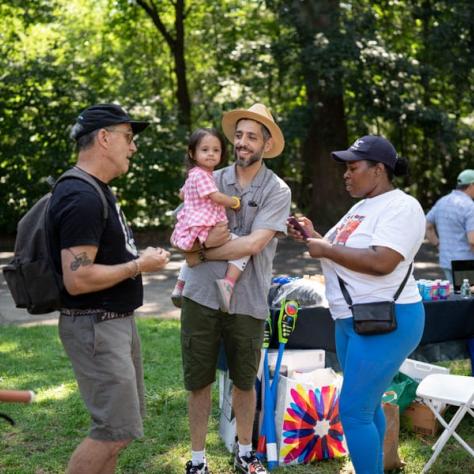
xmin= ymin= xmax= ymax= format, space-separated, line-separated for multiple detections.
xmin=460 ymin=278 xmax=471 ymax=298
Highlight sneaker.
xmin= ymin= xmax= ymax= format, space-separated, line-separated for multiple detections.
xmin=215 ymin=279 xmax=233 ymax=313
xmin=185 ymin=460 xmax=209 ymax=474
xmin=171 ymin=284 xmax=183 ymax=308
xmin=234 ymin=451 xmax=267 ymax=474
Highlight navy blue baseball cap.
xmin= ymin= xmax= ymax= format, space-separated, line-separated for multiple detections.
xmin=72 ymin=103 xmax=149 ymax=141
xmin=331 ymin=135 xmax=398 ymax=170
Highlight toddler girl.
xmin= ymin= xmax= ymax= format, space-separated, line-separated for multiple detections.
xmin=171 ymin=128 xmax=249 ymax=312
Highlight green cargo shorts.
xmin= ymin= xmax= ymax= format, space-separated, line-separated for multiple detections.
xmin=180 ymin=297 xmax=264 ymax=391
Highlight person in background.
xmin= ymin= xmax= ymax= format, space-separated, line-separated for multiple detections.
xmin=426 ymin=169 xmax=474 ymax=283
xmin=179 ymin=104 xmax=291 ymax=474
xmin=49 ymin=104 xmax=170 ymax=474
xmin=288 ymin=136 xmax=425 ymax=474
xmin=426 ymin=170 xmax=474 ymax=376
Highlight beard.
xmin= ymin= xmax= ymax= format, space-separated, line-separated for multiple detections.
xmin=234 ymin=145 xmax=264 ymax=168
xmin=235 ymin=153 xmax=260 ymax=168
xmin=234 ymin=146 xmax=264 ymax=168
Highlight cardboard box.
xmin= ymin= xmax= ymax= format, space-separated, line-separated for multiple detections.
xmin=401 ymin=401 xmax=446 ymax=436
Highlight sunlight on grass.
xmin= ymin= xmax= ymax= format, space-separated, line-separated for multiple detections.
xmin=1 ymin=321 xmax=473 ymax=473
xmin=38 ymin=382 xmax=76 ymax=402
xmin=0 ymin=341 xmax=19 ymax=353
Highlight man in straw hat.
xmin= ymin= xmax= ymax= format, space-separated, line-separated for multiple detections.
xmin=180 ymin=104 xmax=291 ymax=473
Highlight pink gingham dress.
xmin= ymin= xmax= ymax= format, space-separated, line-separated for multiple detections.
xmin=171 ymin=166 xmax=228 ymax=250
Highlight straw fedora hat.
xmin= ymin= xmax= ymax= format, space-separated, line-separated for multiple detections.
xmin=221 ymin=103 xmax=284 ymax=158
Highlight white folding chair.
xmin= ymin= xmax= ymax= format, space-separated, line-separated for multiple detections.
xmin=416 ymin=373 xmax=474 ymax=473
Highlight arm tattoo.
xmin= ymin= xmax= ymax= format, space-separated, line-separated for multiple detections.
xmin=67 ymin=249 xmax=93 ymax=271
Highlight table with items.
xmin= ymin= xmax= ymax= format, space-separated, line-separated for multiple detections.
xmin=268 ymin=278 xmax=474 ymax=365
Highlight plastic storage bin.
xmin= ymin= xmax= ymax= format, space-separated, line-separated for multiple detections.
xmin=399 ymin=358 xmax=450 ymax=411
xmin=263 ymin=349 xmax=325 ymax=378
xmin=399 ymin=358 xmax=450 ymax=383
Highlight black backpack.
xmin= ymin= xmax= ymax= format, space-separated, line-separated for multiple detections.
xmin=2 ymin=167 xmax=108 ymax=315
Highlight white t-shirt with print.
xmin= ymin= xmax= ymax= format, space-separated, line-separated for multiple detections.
xmin=321 ymin=189 xmax=425 ymax=320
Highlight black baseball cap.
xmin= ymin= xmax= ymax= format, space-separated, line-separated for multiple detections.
xmin=71 ymin=103 xmax=149 ymax=141
xmin=331 ymin=135 xmax=398 ymax=170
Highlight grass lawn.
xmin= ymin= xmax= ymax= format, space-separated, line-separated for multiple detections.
xmin=1 ymin=319 xmax=473 ymax=473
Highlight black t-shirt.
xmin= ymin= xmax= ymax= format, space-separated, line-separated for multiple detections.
xmin=48 ymin=174 xmax=143 ymax=312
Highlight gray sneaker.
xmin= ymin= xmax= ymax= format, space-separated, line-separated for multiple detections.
xmin=234 ymin=450 xmax=267 ymax=473
xmin=185 ymin=459 xmax=209 ymax=474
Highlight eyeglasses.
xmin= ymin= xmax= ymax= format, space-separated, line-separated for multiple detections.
xmin=105 ymin=128 xmax=135 ymax=144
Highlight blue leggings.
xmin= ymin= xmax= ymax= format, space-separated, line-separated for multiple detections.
xmin=335 ymin=302 xmax=425 ymax=474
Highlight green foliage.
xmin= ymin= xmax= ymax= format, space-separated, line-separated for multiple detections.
xmin=0 ymin=0 xmax=473 ymax=232
xmin=0 ymin=0 xmax=185 ymax=231
xmin=1 ymin=320 xmax=473 ymax=472
xmin=341 ymin=0 xmax=474 ymax=208
xmin=0 ymin=1 xmax=96 ymax=232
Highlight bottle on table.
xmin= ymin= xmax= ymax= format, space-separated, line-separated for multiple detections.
xmin=460 ymin=278 xmax=471 ymax=298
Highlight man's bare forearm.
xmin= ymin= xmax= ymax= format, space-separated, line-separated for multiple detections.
xmin=204 ymin=236 xmax=252 ymax=261
xmin=62 ymin=246 xmax=169 ymax=295
xmin=63 ymin=259 xmax=138 ymax=295
xmin=205 ymin=229 xmax=275 ymax=261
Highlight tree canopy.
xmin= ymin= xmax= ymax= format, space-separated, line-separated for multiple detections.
xmin=1 ymin=0 xmax=472 ymax=233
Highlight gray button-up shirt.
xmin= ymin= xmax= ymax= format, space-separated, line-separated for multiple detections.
xmin=182 ymin=163 xmax=291 ymax=319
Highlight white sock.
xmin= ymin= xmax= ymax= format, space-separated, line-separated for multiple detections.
xmin=238 ymin=442 xmax=252 ymax=458
xmin=191 ymin=449 xmax=206 ymax=466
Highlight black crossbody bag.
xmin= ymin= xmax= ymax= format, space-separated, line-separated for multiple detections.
xmin=337 ymin=263 xmax=413 ymax=335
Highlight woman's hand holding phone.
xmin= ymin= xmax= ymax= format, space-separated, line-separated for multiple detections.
xmin=287 ymin=216 xmax=310 ymax=240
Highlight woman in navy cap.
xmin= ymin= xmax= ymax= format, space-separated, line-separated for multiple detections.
xmin=288 ymin=135 xmax=425 ymax=473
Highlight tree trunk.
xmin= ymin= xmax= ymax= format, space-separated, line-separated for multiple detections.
xmin=291 ymin=0 xmax=352 ymax=229
xmin=136 ymin=0 xmax=191 ymax=129
xmin=173 ymin=0 xmax=191 ymax=129
xmin=304 ymin=92 xmax=351 ymax=228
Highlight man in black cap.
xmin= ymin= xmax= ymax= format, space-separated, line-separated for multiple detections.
xmin=48 ymin=104 xmax=170 ymax=474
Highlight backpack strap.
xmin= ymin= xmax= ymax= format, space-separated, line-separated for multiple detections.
xmin=52 ymin=167 xmax=109 ymax=221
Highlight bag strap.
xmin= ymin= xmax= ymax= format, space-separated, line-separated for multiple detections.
xmin=393 ymin=262 xmax=413 ymax=300
xmin=52 ymin=167 xmax=109 ymax=220
xmin=337 ymin=275 xmax=353 ymax=306
xmin=337 ymin=262 xmax=413 ymax=306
